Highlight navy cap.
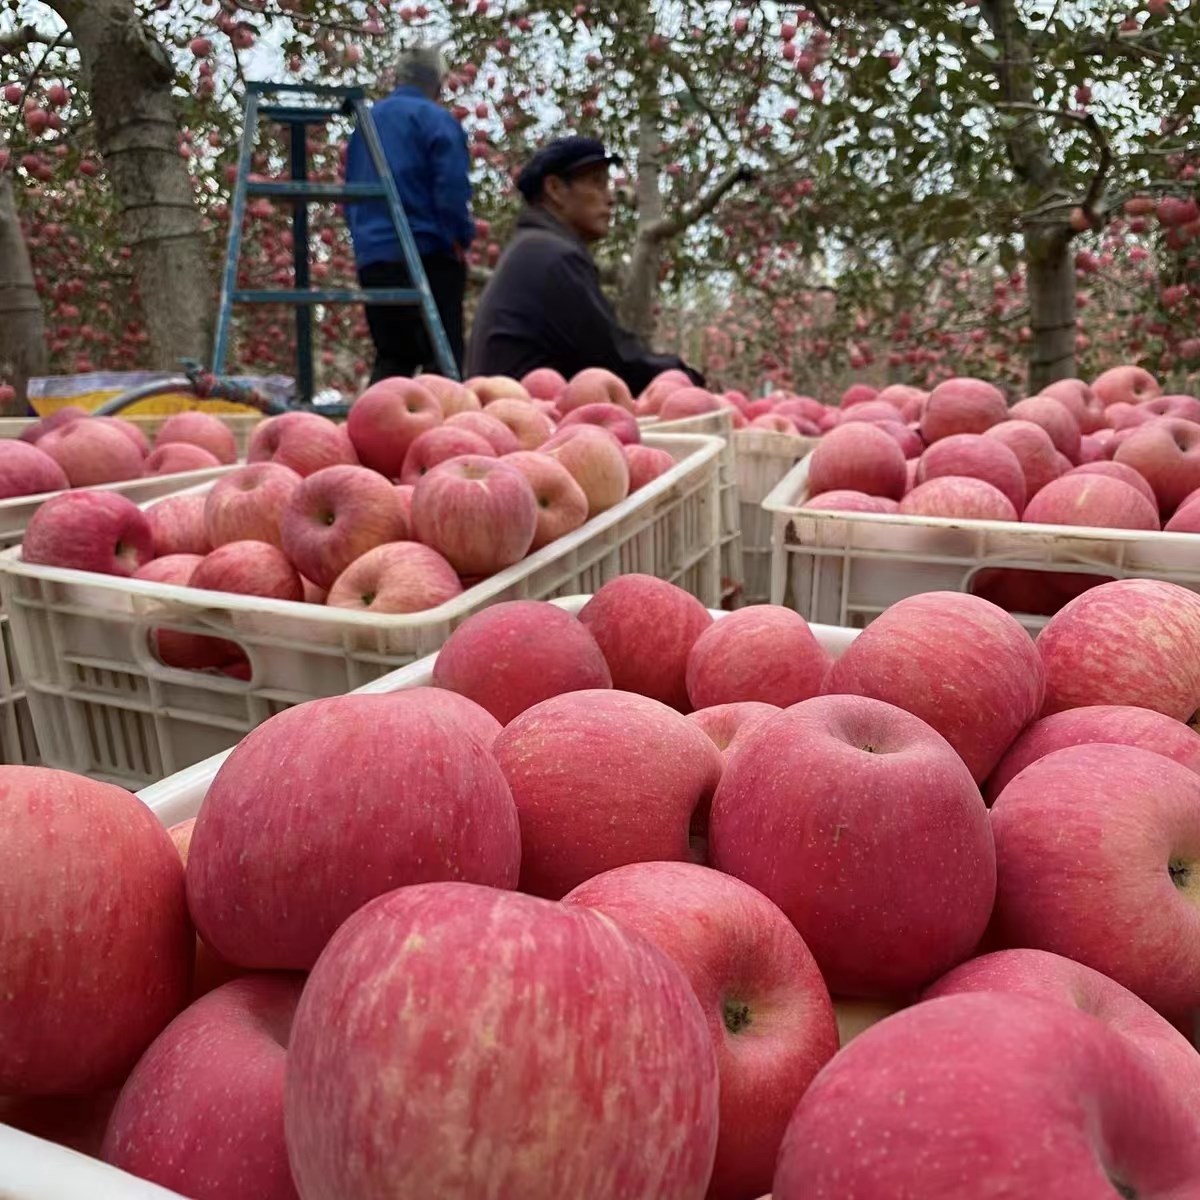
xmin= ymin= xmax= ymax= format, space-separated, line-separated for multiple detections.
xmin=516 ymin=136 xmax=622 ymax=201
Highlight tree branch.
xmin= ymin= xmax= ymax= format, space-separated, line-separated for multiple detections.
xmin=646 ymin=163 xmax=755 ymax=241
xmin=0 ymin=25 xmax=72 ymax=55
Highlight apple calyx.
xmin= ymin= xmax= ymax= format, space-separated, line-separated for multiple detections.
xmin=723 ymin=999 xmax=752 ymax=1034
xmin=1169 ymin=857 xmax=1195 ymax=897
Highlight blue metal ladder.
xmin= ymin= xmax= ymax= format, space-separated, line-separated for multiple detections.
xmin=212 ymin=81 xmax=459 ymax=405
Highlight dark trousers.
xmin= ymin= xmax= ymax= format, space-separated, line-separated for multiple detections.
xmin=358 ymin=253 xmax=466 ymax=383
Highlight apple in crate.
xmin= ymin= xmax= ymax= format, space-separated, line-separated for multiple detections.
xmin=484 ymin=397 xmax=555 ymax=449
xmin=346 ymin=376 xmax=442 ymax=478
xmin=144 ymin=442 xmax=222 ymax=475
xmin=326 ymin=541 xmax=463 ymax=614
xmin=991 ymin=742 xmax=1200 ymax=1022
xmin=40 ymin=418 xmax=145 ymax=486
xmin=687 ymin=605 xmax=830 ymax=709
xmin=281 ymin=464 xmax=410 ymax=590
xmin=1037 ymin=578 xmax=1200 ymax=721
xmin=1115 ymin=417 xmax=1200 ymax=514
xmin=1041 ymin=377 xmax=1106 ymax=433
xmin=155 ymin=411 xmax=239 ymax=464
xmin=541 ymin=424 xmax=631 ymax=516
xmin=1065 ymin=459 xmax=1157 ymax=506
xmin=412 ymin=455 xmax=537 ymax=576
xmin=248 ymin=411 xmax=357 ymax=477
xmin=414 ymin=372 xmax=480 ymax=416
xmin=0 ymin=766 xmax=192 ymax=1094
xmin=186 ymin=693 xmax=521 ymax=969
xmin=899 ymin=475 xmax=1019 ymax=521
xmin=522 ymin=366 xmax=567 ymax=401
xmin=558 ymin=402 xmax=641 ymax=445
xmin=1009 ymin=394 xmax=1082 ymax=462
xmin=925 ymin=948 xmax=1200 ymax=1108
xmin=1167 ymin=497 xmax=1200 ymax=532
xmin=493 ymin=689 xmax=722 ymax=898
xmin=984 ymin=419 xmax=1064 ymax=497
xmin=772 ymin=993 xmax=1200 ymax=1199
xmin=284 ymin=883 xmax=718 ymax=1200
xmin=916 ymin=434 xmax=1027 ymax=513
xmin=146 ymin=493 xmax=211 ymax=557
xmin=807 ymin=422 xmax=906 ymax=501
xmin=399 ymin=425 xmax=495 ymax=484
xmin=710 ymin=695 xmax=994 ymax=997
xmin=803 ymin=489 xmax=893 ymax=513
xmin=205 ymin=462 xmax=302 ymax=548
xmin=1022 ymin=473 xmax=1160 ymax=530
xmin=23 ymin=489 xmax=154 ymax=575
xmin=465 ymin=374 xmax=530 ymax=405
xmin=826 ymin=591 xmax=1045 ymax=782
xmin=0 ymin=440 xmax=68 ymax=498
xmin=636 ymin=369 xmax=692 ymax=416
xmin=446 ymin=409 xmax=521 ymax=454
xmin=559 ymin=366 xmax=635 ymax=413
xmin=19 ymin=404 xmax=87 ymax=443
xmin=660 ymin=388 xmax=722 ymax=420
xmin=624 ymin=442 xmax=676 ymax=491
xmin=579 ymin=574 xmax=713 ymax=711
xmin=986 ymin=704 xmax=1200 ymax=803
xmin=191 ymin=540 xmax=304 ymax=602
xmin=135 ymin=555 xmax=246 ymax=672
xmin=433 ymin=601 xmax=611 ymax=724
xmin=386 ymin=686 xmax=502 ymax=749
xmin=1093 ymin=363 xmax=1161 ymax=407
xmin=919 ymin=376 xmax=1007 ymax=442
xmin=93 ymin=416 xmax=151 ymax=456
xmin=103 ymin=975 xmax=302 ymax=1200
xmin=564 ymin=862 xmax=839 ymax=1200
xmin=501 ymin=451 xmax=589 ymax=549
xmin=689 ymin=701 xmax=781 ymax=760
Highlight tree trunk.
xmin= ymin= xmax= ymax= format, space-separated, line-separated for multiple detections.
xmin=617 ymin=89 xmax=665 ymax=341
xmin=0 ymin=144 xmax=48 ymax=411
xmin=49 ymin=0 xmax=212 ymax=369
xmin=1025 ymin=226 xmax=1076 ymax=391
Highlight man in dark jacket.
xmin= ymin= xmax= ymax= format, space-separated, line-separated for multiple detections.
xmin=345 ymin=46 xmax=474 ymax=382
xmin=466 ymin=136 xmax=703 ymax=394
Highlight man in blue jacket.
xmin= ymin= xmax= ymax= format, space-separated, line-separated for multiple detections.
xmin=345 ymin=46 xmax=473 ymax=382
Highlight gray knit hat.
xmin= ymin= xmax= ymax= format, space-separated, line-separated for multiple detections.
xmin=396 ymin=45 xmax=448 ymax=97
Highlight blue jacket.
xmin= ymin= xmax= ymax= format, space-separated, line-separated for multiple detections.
xmin=344 ymin=86 xmax=474 ymax=266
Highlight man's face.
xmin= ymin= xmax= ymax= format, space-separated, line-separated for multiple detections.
xmin=548 ymin=163 xmax=614 ymax=243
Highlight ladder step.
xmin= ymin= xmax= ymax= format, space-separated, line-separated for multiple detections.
xmin=248 ymin=81 xmax=366 ymax=100
xmin=245 ymin=180 xmax=386 ymax=201
xmin=232 ymin=288 xmax=425 ymax=306
xmin=259 ymin=105 xmax=345 ymax=124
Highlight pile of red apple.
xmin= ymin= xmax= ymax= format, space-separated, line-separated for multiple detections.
xmin=4 ymin=575 xmax=1200 ymax=1198
xmin=15 ymin=374 xmax=688 ymax=673
xmin=0 ymin=408 xmax=239 ymax=498
xmin=800 ymin=366 xmax=1200 ymax=538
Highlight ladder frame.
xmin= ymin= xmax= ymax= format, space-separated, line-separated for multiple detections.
xmin=212 ymin=81 xmax=460 ymax=404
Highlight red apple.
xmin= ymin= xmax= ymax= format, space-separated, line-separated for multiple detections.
xmin=484 ymin=397 xmax=555 ymax=449
xmin=991 ymin=743 xmax=1200 ymax=1021
xmin=445 ymin=409 xmax=522 ymax=455
xmin=370 ymin=686 xmax=501 ymax=749
xmin=1040 ymin=378 xmax=1106 ymax=433
xmin=0 ymin=766 xmax=191 ymax=1094
xmin=146 ymin=493 xmax=211 ymax=557
xmin=326 ymin=541 xmax=462 ymax=613
xmin=134 ymin=555 xmax=245 ymax=672
xmin=920 ymin=377 xmax=1007 ymax=443
xmin=772 ymin=992 xmax=1200 ymax=1198
xmin=1093 ymin=364 xmax=1161 ymax=407
xmin=877 ymin=384 xmax=928 ymax=417
xmin=749 ymin=414 xmax=799 ymax=435
xmin=1064 ymin=460 xmax=1157 ymax=507
xmin=807 ymin=422 xmax=906 ymax=500
xmin=559 ymin=367 xmax=635 ymax=413
xmin=802 ymin=490 xmax=894 ymax=513
xmin=144 ymin=442 xmax=222 ymax=475
xmin=1166 ymin=497 xmax=1200 ymax=532
xmin=541 ymin=424 xmax=631 ymax=516
xmin=899 ymin=476 xmax=1019 ymax=521
xmin=155 ymin=411 xmax=238 ymax=465
xmin=19 ymin=404 xmax=87 ymax=444
xmin=917 ymin=433 xmax=1027 ymax=513
xmin=432 ymin=600 xmax=612 ymax=723
xmin=1114 ymin=417 xmax=1200 ymax=514
xmin=1022 ymin=473 xmax=1160 ymax=530
xmin=247 ymin=412 xmax=358 ymax=477
xmin=660 ymin=388 xmax=723 ymax=420
xmin=1106 ymin=400 xmax=1156 ymax=431
xmin=825 ymin=590 xmax=1044 ymax=782
xmin=494 ymin=689 xmax=722 ymax=897
xmin=346 ymin=377 xmax=443 ymax=479
xmin=522 ymin=366 xmax=568 ymax=401
xmin=710 ymin=694 xmax=994 ymax=996
xmin=564 ymin=862 xmax=839 ymax=1200
xmin=624 ymin=443 xmax=676 ymax=491
xmin=39 ymin=419 xmax=145 ymax=485
xmin=465 ymin=374 xmax=531 ymax=405
xmin=1009 ymin=395 xmax=1082 ymax=462
xmin=1077 ymin=434 xmax=1106 ymax=461
xmin=983 ymin=419 xmax=1063 ymax=497
xmin=102 ymin=975 xmax=303 ymax=1200
xmin=23 ymin=490 xmax=154 ymax=575
xmin=686 ymin=605 xmax=830 ymax=709
xmin=399 ymin=425 xmax=495 ymax=484
xmin=191 ymin=540 xmax=304 ymax=602
xmin=187 ymin=693 xmax=521 ymax=969
xmin=413 ymin=373 xmax=481 ymax=416
xmin=841 ymin=383 xmax=879 ymax=407
xmin=688 ymin=701 xmax=781 ymax=759
xmin=284 ymin=883 xmax=719 ymax=1200
xmin=557 ymin=402 xmax=641 ymax=444
xmin=205 ymin=462 xmax=302 ymax=548
xmin=412 ymin=455 xmax=537 ymax=575
xmin=578 ymin=574 xmax=713 ymax=711
xmin=1036 ymin=579 xmax=1200 ymax=721
xmin=1140 ymin=394 xmax=1200 ymax=424
xmin=837 ymin=400 xmax=904 ymax=426
xmin=93 ymin=416 xmax=151 ymax=457
xmin=501 ymin=450 xmax=589 ymax=549
xmin=636 ymin=369 xmax=693 ymax=416
xmin=281 ymin=464 xmax=408 ymax=589
xmin=873 ymin=419 xmax=924 ymax=458
xmin=0 ymin=440 xmax=68 ymax=498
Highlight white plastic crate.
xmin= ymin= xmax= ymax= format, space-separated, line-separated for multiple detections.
xmin=764 ymin=453 xmax=1200 ymax=633
xmin=641 ymin=409 xmax=742 ymax=603
xmin=0 ymin=467 xmax=235 ymax=767
xmin=0 ymin=414 xmax=266 ymax=459
xmin=1 ymin=598 xmax=858 ymax=1200
xmin=0 ymin=434 xmax=723 ymax=789
xmin=733 ymin=428 xmax=819 ymax=604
